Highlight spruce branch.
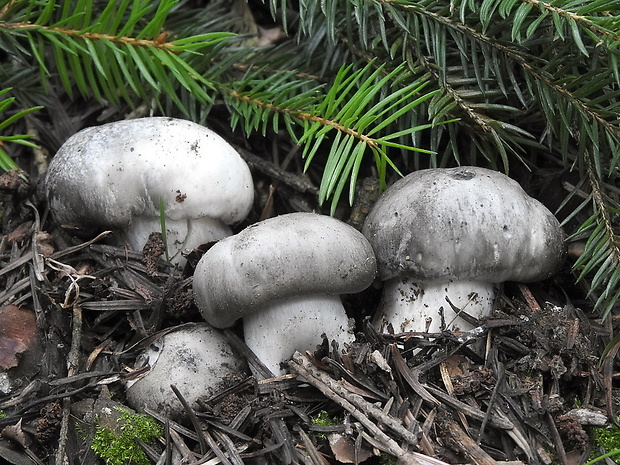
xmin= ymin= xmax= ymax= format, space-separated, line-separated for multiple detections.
xmin=379 ymin=0 xmax=619 ymax=168
xmin=572 ymin=162 xmax=620 ymax=319
xmin=0 ymin=0 xmax=233 ymax=111
xmin=0 ymin=87 xmax=41 ymax=174
xmin=520 ymin=0 xmax=620 ymax=43
xmin=257 ymin=0 xmax=620 ymax=315
xmin=222 ymin=61 xmax=445 ymax=213
xmin=0 ymin=23 xmax=178 ymax=49
xmin=227 ymin=90 xmax=380 ymax=148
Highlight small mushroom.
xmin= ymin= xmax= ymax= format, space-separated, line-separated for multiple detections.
xmin=193 ymin=212 xmax=377 ymax=376
xmin=363 ymin=166 xmax=566 ymax=334
xmin=125 ymin=323 xmax=248 ymax=419
xmin=45 ymin=117 xmax=254 ymax=264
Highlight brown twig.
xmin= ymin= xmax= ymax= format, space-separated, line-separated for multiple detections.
xmin=235 ymin=145 xmax=318 ymax=195
xmin=438 ymin=415 xmax=498 ymax=465
xmin=297 ymin=427 xmax=330 ymax=465
xmin=54 ymin=305 xmax=82 ymax=465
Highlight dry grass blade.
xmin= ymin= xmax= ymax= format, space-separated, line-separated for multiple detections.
xmin=390 ymin=345 xmax=440 ymax=406
xmin=297 ymin=427 xmax=329 ymax=465
xmin=601 ymin=335 xmax=620 ymax=418
xmin=170 ymin=384 xmax=208 ymax=455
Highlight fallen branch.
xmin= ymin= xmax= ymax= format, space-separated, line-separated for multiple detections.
xmin=288 ymin=351 xmax=422 ymax=464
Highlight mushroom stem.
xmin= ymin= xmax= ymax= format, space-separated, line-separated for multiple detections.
xmin=120 ymin=216 xmax=232 ymax=264
xmin=373 ymin=278 xmax=495 ymax=334
xmin=242 ymin=294 xmax=355 ymax=376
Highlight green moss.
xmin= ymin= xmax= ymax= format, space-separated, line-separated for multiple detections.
xmin=310 ymin=410 xmax=340 ymax=440
xmin=90 ymin=407 xmax=162 ymax=465
xmin=312 ymin=410 xmax=339 ymax=427
xmin=592 ymin=423 xmax=620 ymax=450
xmin=588 ymin=423 xmax=620 ymax=465
xmin=377 ymin=453 xmax=398 ymax=465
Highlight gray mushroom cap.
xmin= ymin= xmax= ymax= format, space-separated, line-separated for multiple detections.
xmin=193 ymin=212 xmax=377 ymax=328
xmin=363 ymin=166 xmax=566 ymax=283
xmin=45 ymin=117 xmax=253 ymax=232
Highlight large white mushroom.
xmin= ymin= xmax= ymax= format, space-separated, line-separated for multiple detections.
xmin=125 ymin=323 xmax=248 ymax=419
xmin=193 ymin=212 xmax=377 ymax=376
xmin=45 ymin=117 xmax=254 ymax=264
xmin=362 ymin=166 xmax=566 ymax=334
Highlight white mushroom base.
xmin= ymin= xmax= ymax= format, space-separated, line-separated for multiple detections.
xmin=373 ymin=278 xmax=495 ymax=334
xmin=119 ymin=216 xmax=232 ymax=265
xmin=243 ymin=294 xmax=355 ymax=377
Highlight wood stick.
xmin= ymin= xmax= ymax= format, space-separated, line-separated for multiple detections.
xmin=440 ymin=417 xmax=498 ymax=465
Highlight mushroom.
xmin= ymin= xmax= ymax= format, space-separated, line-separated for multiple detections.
xmin=125 ymin=323 xmax=248 ymax=419
xmin=193 ymin=212 xmax=377 ymax=376
xmin=362 ymin=166 xmax=566 ymax=334
xmin=45 ymin=117 xmax=254 ymax=264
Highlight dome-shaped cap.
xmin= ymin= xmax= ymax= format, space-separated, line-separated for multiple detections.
xmin=46 ymin=117 xmax=254 ymax=231
xmin=194 ymin=212 xmax=377 ymax=328
xmin=362 ymin=166 xmax=566 ymax=283
xmin=125 ymin=323 xmax=248 ymax=419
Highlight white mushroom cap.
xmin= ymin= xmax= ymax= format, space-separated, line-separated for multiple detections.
xmin=45 ymin=117 xmax=254 ymax=262
xmin=363 ymin=166 xmax=566 ymax=284
xmin=125 ymin=323 xmax=248 ymax=419
xmin=193 ymin=212 xmax=377 ymax=375
xmin=194 ymin=212 xmax=377 ymax=328
xmin=363 ymin=166 xmax=566 ymax=334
